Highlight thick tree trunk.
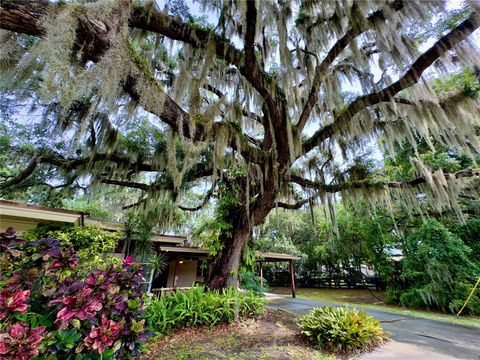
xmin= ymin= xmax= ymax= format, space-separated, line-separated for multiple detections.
xmin=206 ymin=176 xmax=277 ymax=290
xmin=206 ymin=222 xmax=251 ymax=289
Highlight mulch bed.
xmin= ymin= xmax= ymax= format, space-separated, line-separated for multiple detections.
xmin=142 ymin=309 xmax=333 ymax=360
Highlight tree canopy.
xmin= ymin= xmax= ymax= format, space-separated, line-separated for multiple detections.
xmin=0 ymin=0 xmax=479 ymax=288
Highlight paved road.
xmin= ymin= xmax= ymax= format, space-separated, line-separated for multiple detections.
xmin=266 ymin=294 xmax=480 ymax=359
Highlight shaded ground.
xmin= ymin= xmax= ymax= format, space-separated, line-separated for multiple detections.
xmin=143 ymin=309 xmax=335 ymax=360
xmin=269 ymin=287 xmax=480 ymax=328
xmin=267 ymin=293 xmax=480 ymax=360
xmin=141 ymin=294 xmax=480 ymax=360
xmin=269 ymin=287 xmax=385 ymax=304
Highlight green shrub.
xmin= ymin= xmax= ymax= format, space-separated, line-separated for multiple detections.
xmin=145 ymin=286 xmax=265 ymax=335
xmin=298 ymin=306 xmax=388 ymax=354
xmin=448 ymin=281 xmax=480 ymax=315
xmin=239 ymin=269 xmax=268 ymax=295
xmin=451 ymin=218 xmax=480 ymax=263
xmin=400 ymin=220 xmax=480 ymax=314
xmin=384 ymin=284 xmax=402 ymax=305
xmin=50 ymin=226 xmax=119 ymax=253
xmin=23 ymin=225 xmax=120 ymax=269
xmin=21 ymin=223 xmax=65 ymax=240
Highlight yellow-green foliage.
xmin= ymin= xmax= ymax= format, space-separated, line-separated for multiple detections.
xmin=51 ymin=226 xmax=119 ymax=252
xmin=22 ymin=224 xmax=120 ymax=268
xmin=51 ymin=226 xmax=119 ymax=265
xmin=433 ymin=68 xmax=480 ymax=99
xmin=298 ymin=306 xmax=388 ymax=354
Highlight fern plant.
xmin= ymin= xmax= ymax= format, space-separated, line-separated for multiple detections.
xmin=239 ymin=269 xmax=268 ymax=296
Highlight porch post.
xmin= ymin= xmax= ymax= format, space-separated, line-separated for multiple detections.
xmin=173 ymin=257 xmax=180 ymax=289
xmin=259 ymin=262 xmax=264 ymax=288
xmin=289 ymin=259 xmax=296 ymax=298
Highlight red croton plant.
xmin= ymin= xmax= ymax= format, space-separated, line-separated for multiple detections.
xmin=0 ymin=227 xmax=150 ymax=359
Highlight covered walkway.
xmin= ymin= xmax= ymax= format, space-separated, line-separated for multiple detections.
xmin=257 ymin=252 xmax=301 ymax=297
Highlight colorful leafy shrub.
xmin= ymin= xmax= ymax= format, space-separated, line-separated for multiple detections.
xmin=0 ymin=323 xmax=46 ymax=360
xmin=84 ymin=315 xmax=122 ymax=353
xmin=0 ymin=289 xmax=30 ymax=318
xmin=0 ymin=228 xmax=149 ymax=359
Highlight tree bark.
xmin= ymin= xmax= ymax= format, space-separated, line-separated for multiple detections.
xmin=205 ymin=174 xmax=278 ymax=289
xmin=206 ymin=222 xmax=251 ymax=289
xmin=205 ymin=171 xmax=250 ymax=289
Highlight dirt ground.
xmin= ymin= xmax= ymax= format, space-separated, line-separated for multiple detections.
xmin=142 ymin=309 xmax=335 ymax=360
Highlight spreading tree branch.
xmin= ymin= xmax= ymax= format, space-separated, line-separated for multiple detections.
xmin=178 ymin=187 xmax=215 ymax=211
xmin=122 ymin=197 xmax=147 ymax=210
xmin=0 ymin=156 xmax=53 ymax=190
xmin=286 ymin=169 xmax=479 ymax=193
xmin=99 ymin=178 xmax=150 ymax=191
xmin=296 ymin=1 xmax=404 ymax=132
xmin=244 ymin=1 xmax=257 ymax=64
xmin=277 ymin=191 xmax=322 ymax=210
xmin=0 ymin=152 xmax=156 ymax=190
xmin=108 ymin=180 xmax=214 ymax=212
xmin=303 ymin=10 xmax=480 ymax=154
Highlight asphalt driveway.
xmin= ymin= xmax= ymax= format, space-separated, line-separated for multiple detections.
xmin=266 ymin=293 xmax=480 ymax=359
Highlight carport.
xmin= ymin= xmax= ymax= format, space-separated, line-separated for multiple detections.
xmin=256 ymin=252 xmax=301 ymax=298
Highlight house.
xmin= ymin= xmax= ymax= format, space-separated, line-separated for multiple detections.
xmin=0 ymin=200 xmax=201 ymax=289
xmin=0 ymin=200 xmax=300 ymax=296
xmin=0 ymin=200 xmax=86 ymax=231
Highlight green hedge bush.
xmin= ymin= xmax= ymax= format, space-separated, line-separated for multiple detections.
xmin=22 ymin=225 xmax=120 ymax=269
xmin=298 ymin=306 xmax=388 ymax=354
xmin=400 ymin=220 xmax=480 ymax=314
xmin=239 ymin=269 xmax=268 ymax=295
xmin=145 ymin=286 xmax=265 ymax=335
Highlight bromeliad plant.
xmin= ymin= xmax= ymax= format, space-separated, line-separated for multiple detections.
xmin=0 ymin=227 xmax=150 ymax=359
xmin=298 ymin=306 xmax=388 ymax=355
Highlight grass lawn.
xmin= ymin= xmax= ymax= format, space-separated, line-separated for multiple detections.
xmin=143 ymin=309 xmax=336 ymax=360
xmin=269 ymin=287 xmax=480 ymax=329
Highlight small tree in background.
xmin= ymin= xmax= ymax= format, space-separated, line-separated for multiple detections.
xmin=122 ymin=214 xmax=168 ymax=292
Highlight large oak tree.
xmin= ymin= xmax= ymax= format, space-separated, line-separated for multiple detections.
xmin=1 ymin=0 xmax=479 ymax=288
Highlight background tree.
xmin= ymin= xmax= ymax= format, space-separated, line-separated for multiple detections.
xmin=0 ymin=0 xmax=479 ymax=289
xmin=400 ymin=220 xmax=480 ymax=314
